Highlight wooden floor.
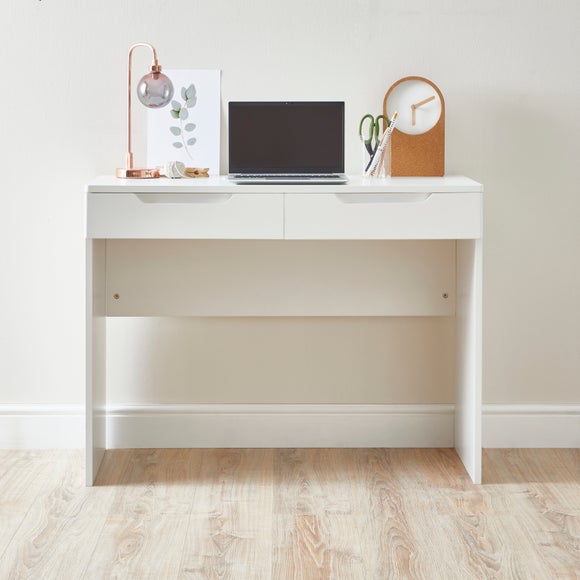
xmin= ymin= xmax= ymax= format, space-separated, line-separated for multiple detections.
xmin=0 ymin=449 xmax=578 ymax=579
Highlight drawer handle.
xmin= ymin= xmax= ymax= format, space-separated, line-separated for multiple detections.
xmin=135 ymin=193 xmax=233 ymax=204
xmin=335 ymin=193 xmax=432 ymax=204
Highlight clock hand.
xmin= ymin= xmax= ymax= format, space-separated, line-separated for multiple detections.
xmin=410 ymin=95 xmax=436 ymax=125
xmin=412 ymin=95 xmax=436 ymax=109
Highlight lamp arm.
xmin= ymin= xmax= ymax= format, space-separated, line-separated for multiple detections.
xmin=125 ymin=42 xmax=160 ymax=169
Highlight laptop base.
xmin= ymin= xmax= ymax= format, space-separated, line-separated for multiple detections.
xmin=228 ymin=174 xmax=348 ymax=185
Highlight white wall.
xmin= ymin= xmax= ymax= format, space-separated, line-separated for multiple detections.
xmin=1 ymin=1 xmax=579 ymax=410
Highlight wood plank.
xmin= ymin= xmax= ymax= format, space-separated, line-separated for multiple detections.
xmin=484 ymin=449 xmax=580 ymax=578
xmin=179 ymin=448 xmax=274 ymax=579
xmin=379 ymin=449 xmax=476 ymax=578
xmin=83 ymin=449 xmax=202 ymax=579
xmin=0 ymin=450 xmax=114 ymax=578
xmin=0 ymin=450 xmax=52 ymax=557
xmin=272 ymin=448 xmax=366 ymax=578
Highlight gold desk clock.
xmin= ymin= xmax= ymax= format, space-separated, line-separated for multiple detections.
xmin=383 ymin=76 xmax=445 ymax=176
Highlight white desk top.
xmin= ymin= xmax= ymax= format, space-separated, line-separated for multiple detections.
xmin=87 ymin=175 xmax=483 ymax=194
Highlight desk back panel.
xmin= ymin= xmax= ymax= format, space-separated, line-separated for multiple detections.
xmin=105 ymin=240 xmax=455 ymax=317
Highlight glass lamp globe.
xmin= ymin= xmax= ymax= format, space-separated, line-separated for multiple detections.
xmin=137 ymin=71 xmax=174 ymax=108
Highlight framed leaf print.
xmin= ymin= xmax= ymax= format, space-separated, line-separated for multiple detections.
xmin=147 ymin=69 xmax=221 ymax=175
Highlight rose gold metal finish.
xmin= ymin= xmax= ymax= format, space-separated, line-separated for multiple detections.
xmin=115 ymin=167 xmax=161 ymax=178
xmin=117 ymin=42 xmax=164 ymax=179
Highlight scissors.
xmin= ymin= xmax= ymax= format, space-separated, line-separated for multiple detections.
xmin=359 ymin=114 xmax=390 ymax=171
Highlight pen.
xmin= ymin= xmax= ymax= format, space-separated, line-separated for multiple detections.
xmin=366 ymin=112 xmax=398 ymax=177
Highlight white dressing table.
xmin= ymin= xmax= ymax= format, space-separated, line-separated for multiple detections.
xmin=86 ymin=175 xmax=483 ymax=485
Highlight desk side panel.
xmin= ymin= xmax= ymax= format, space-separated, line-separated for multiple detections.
xmin=86 ymin=239 xmax=106 ymax=485
xmin=455 ymin=238 xmax=483 ymax=484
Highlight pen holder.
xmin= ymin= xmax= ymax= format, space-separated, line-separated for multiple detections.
xmin=361 ymin=139 xmax=370 ymax=175
xmin=375 ymin=141 xmax=391 ymax=177
xmin=364 ymin=140 xmax=390 ymax=178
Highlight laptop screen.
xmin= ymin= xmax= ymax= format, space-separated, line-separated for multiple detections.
xmin=228 ymin=101 xmax=345 ymax=174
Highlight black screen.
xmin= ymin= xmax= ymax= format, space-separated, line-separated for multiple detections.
xmin=228 ymin=102 xmax=344 ymax=174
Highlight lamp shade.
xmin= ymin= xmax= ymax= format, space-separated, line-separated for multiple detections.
xmin=137 ymin=71 xmax=174 ymax=108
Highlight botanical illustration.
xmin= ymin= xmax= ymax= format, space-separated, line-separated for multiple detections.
xmin=169 ymin=84 xmax=198 ymax=161
xmin=147 ymin=69 xmax=220 ymax=175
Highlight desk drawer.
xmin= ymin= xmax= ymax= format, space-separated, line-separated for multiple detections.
xmin=87 ymin=193 xmax=284 ymax=239
xmin=284 ymin=192 xmax=482 ymax=240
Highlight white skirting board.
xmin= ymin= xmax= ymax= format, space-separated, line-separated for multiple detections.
xmin=104 ymin=404 xmax=455 ymax=449
xmin=0 ymin=404 xmax=85 ymax=449
xmin=1 ymin=404 xmax=579 ymax=449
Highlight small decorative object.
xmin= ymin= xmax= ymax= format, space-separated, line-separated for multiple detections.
xmin=116 ymin=43 xmax=174 ymax=179
xmin=184 ymin=167 xmax=209 ymax=178
xmin=383 ymin=76 xmax=445 ymax=176
xmin=158 ymin=161 xmax=209 ymax=179
xmin=147 ymin=70 xmax=221 ymax=176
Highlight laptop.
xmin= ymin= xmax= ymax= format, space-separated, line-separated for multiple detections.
xmin=228 ymin=101 xmax=347 ymax=184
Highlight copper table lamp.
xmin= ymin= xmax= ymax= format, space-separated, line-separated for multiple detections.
xmin=116 ymin=43 xmax=174 ymax=179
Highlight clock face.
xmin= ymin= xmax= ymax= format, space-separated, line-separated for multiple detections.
xmin=385 ymin=78 xmax=442 ymax=135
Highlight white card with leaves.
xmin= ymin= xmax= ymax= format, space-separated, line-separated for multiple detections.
xmin=147 ymin=69 xmax=221 ymax=175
